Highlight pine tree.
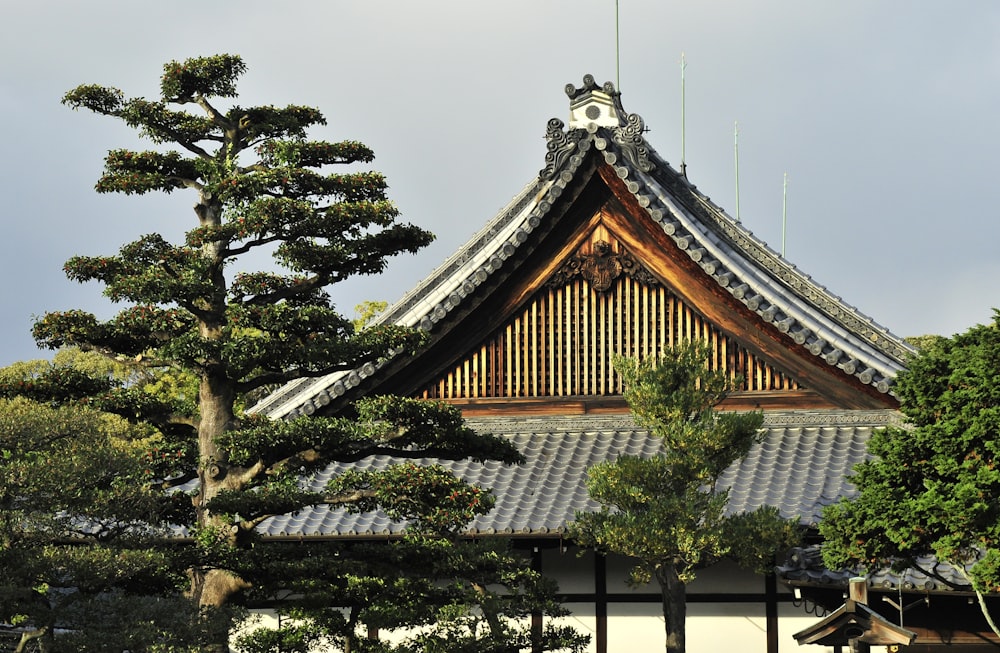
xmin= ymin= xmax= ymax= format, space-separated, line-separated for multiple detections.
xmin=571 ymin=342 xmax=800 ymax=653
xmin=4 ymin=54 xmax=584 ymax=652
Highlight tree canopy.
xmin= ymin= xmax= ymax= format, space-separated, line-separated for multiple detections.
xmin=821 ymin=312 xmax=1000 ymax=635
xmin=0 ymin=55 xmax=584 ymax=652
xmin=571 ymin=342 xmax=801 ymax=653
xmin=0 ymin=392 xmax=201 ymax=652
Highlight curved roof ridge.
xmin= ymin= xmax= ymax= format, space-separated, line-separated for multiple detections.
xmin=533 ymin=98 xmax=913 ymax=399
xmin=655 ymin=157 xmax=913 ymax=364
xmin=633 ymin=158 xmax=908 ymax=387
xmin=252 ymin=178 xmax=551 ymax=419
xmin=379 ymin=178 xmax=547 ymax=327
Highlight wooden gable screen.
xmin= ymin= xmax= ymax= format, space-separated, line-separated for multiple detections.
xmin=417 ymin=238 xmax=799 ymax=401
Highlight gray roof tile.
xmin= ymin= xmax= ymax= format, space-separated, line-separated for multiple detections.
xmin=780 ymin=545 xmax=971 ymax=594
xmin=257 ymin=411 xmax=900 ymax=539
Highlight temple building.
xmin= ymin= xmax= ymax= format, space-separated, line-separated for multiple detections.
xmin=253 ymin=76 xmax=993 ymax=652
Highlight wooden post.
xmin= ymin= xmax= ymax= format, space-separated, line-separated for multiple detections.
xmin=765 ymin=570 xmax=779 ymax=653
xmin=595 ymin=553 xmax=608 ymax=653
xmin=848 ymin=578 xmax=871 ymax=653
xmin=531 ymin=547 xmax=543 ymax=653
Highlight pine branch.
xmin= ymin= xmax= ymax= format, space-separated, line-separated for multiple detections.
xmin=221 ymin=234 xmax=284 ymax=260
xmin=158 ymin=470 xmax=199 ymax=491
xmin=194 ymin=94 xmax=230 ymax=129
xmin=234 ymin=364 xmax=357 ymax=395
xmin=321 ymin=489 xmax=378 ymax=505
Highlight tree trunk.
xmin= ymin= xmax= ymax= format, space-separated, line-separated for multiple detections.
xmin=188 ymin=196 xmax=252 ymax=651
xmin=657 ymin=563 xmax=687 ymax=653
xmin=190 ymin=370 xmax=250 ymax=652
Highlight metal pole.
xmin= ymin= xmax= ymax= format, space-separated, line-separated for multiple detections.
xmin=734 ymin=121 xmax=741 ymax=222
xmin=680 ymin=52 xmax=687 ymax=177
xmin=615 ymin=0 xmax=621 ymax=90
xmin=782 ymin=172 xmax=788 ymax=256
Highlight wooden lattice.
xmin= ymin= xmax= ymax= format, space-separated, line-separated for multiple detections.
xmin=418 ymin=274 xmax=798 ymax=400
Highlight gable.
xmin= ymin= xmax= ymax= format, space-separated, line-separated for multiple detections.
xmin=365 ymin=160 xmax=896 ymax=412
xmin=417 ymin=222 xmax=803 ymax=406
xmin=254 ymin=75 xmax=913 ymax=422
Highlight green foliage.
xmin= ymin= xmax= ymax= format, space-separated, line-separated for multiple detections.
xmin=614 ymin=348 xmax=765 ymax=483
xmin=726 ymin=505 xmax=804 ymax=575
xmin=0 ymin=352 xmax=194 ymax=434
xmin=3 ymin=54 xmax=581 ymax=652
xmin=822 ymin=312 xmax=1000 ymax=605
xmin=354 ymin=300 xmax=388 ymax=331
xmin=572 ymin=341 xmax=800 ymax=652
xmin=232 ymin=540 xmax=589 ymax=653
xmin=48 ymin=595 xmax=227 ymax=653
xmin=217 ymin=396 xmax=521 ymax=473
xmin=329 ymin=462 xmax=494 ymax=534
xmin=0 ymin=394 xmax=201 ymax=651
xmin=0 ymin=394 xmax=168 ymax=532
xmin=576 ymin=455 xmax=731 ymax=585
xmin=49 ymin=53 xmax=435 ymax=387
xmin=904 ymin=333 xmax=945 ymax=354
xmin=158 ymin=55 xmax=247 ymax=101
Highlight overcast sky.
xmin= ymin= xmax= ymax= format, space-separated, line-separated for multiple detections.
xmin=2 ymin=1 xmax=999 ymax=366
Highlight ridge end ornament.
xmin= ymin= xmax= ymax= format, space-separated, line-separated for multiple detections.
xmin=540 ymin=117 xmax=583 ymax=180
xmin=612 ymin=112 xmax=655 ymax=173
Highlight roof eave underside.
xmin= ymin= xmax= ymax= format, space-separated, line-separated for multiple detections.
xmin=254 ymin=116 xmax=914 ymax=421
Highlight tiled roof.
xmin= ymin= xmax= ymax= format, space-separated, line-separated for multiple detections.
xmin=257 ymin=410 xmax=900 ymax=540
xmin=251 ymin=76 xmax=914 ymax=421
xmin=780 ymin=545 xmax=972 ymax=594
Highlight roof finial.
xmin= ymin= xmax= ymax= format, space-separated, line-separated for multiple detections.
xmin=566 ymin=75 xmax=622 ymax=130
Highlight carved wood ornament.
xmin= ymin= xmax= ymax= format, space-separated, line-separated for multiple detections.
xmin=545 ymin=240 xmax=659 ymax=291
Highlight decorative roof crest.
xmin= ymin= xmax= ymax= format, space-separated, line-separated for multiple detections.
xmin=541 ymin=75 xmax=655 ymax=179
xmin=564 ymin=74 xmax=618 ymax=101
xmin=612 ymin=112 xmax=655 ymax=172
xmin=545 ymin=240 xmax=660 ymax=292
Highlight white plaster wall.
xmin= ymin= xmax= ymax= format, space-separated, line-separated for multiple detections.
xmin=538 ymin=550 xmax=852 ymax=653
xmin=554 ymin=602 xmax=846 ymax=653
xmin=238 ymin=553 xmax=858 ymax=652
xmin=240 ymin=605 xmax=854 ymax=653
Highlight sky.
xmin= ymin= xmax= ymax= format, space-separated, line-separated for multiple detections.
xmin=2 ymin=1 xmax=999 ymax=366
